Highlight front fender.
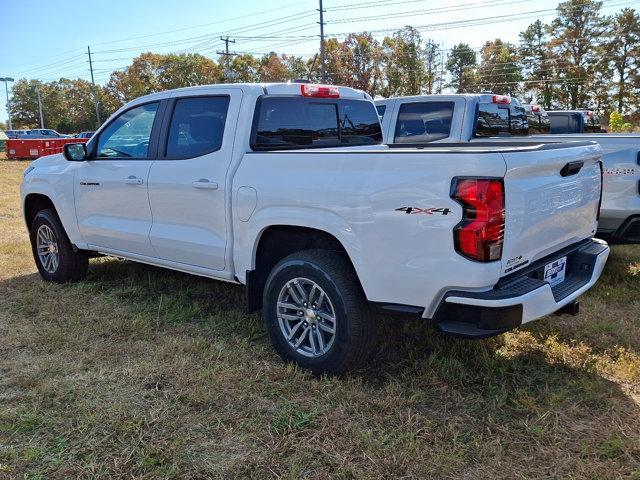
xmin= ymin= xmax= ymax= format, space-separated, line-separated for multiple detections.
xmin=21 ymin=155 xmax=84 ymax=247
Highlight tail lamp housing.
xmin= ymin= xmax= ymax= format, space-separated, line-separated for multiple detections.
xmin=492 ymin=95 xmax=511 ymax=104
xmin=450 ymin=177 xmax=505 ymax=262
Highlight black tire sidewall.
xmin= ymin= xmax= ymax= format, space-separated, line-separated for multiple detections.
xmin=29 ymin=209 xmax=77 ymax=282
xmin=263 ymin=255 xmax=359 ymax=373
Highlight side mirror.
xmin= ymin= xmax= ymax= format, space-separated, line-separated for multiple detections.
xmin=63 ymin=143 xmax=87 ymax=161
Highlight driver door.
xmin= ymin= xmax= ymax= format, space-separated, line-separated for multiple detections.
xmin=74 ymin=100 xmax=165 ymax=258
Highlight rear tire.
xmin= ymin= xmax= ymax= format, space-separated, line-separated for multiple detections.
xmin=262 ymin=249 xmax=377 ymax=375
xmin=29 ymin=208 xmax=88 ymax=283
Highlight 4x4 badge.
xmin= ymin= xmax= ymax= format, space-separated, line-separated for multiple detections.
xmin=395 ymin=207 xmax=451 ymax=215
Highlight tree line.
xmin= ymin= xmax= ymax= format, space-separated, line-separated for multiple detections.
xmin=7 ymin=0 xmax=640 ymax=133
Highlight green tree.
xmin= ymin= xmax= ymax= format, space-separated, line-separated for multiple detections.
xmin=519 ymin=20 xmax=554 ymax=108
xmin=258 ymin=53 xmax=290 ymax=82
xmin=382 ymin=27 xmax=427 ymax=96
xmin=10 ymin=79 xmax=39 ymax=129
xmin=548 ymin=0 xmax=608 ymax=108
xmin=477 ymin=39 xmax=522 ymax=95
xmin=446 ymin=43 xmax=477 ymax=93
xmin=157 ymin=53 xmax=222 ymax=90
xmin=227 ymin=54 xmax=260 ymax=83
xmin=105 ymin=52 xmax=222 ymax=105
xmin=339 ymin=33 xmax=383 ymax=95
xmin=424 ymin=39 xmax=442 ymax=94
xmin=607 ymin=8 xmax=640 ymax=112
xmin=609 ymin=111 xmax=633 ymax=132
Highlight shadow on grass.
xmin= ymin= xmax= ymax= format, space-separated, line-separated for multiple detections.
xmin=3 ymin=257 xmax=636 ymax=408
xmin=1 ymin=256 xmax=639 ymax=477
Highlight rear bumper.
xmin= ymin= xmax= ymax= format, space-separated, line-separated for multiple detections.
xmin=598 ymin=215 xmax=640 ymax=244
xmin=431 ymin=238 xmax=610 ymax=338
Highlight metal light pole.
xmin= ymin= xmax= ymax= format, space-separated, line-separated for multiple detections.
xmin=0 ymin=77 xmax=15 ymax=130
xmin=36 ymin=87 xmax=44 ymax=128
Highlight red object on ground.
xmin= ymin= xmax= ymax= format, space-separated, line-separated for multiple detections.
xmin=6 ymin=138 xmax=88 ymax=159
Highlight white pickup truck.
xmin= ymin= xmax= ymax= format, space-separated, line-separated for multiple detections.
xmin=21 ymin=83 xmax=609 ymax=374
xmin=376 ymin=94 xmax=640 ymax=243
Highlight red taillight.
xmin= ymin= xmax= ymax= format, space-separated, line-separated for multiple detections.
xmin=300 ymin=84 xmax=340 ymax=98
xmin=531 ymin=105 xmax=541 ymax=113
xmin=451 ymin=178 xmax=505 ymax=262
xmin=492 ymin=95 xmax=511 ymax=104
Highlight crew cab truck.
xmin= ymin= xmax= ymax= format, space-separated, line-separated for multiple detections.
xmin=22 ymin=83 xmax=609 ymax=374
xmin=376 ymin=94 xmax=640 ymax=243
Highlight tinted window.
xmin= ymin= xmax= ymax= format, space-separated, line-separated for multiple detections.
xmin=340 ymin=100 xmax=383 ymax=145
xmin=97 ymin=102 xmax=159 ymax=158
xmin=394 ymin=101 xmax=453 ymax=143
xmin=549 ymin=114 xmax=578 ymax=134
xmin=252 ymin=97 xmax=381 ymax=150
xmin=583 ymin=114 xmax=601 ymax=133
xmin=475 ymin=103 xmax=528 ymax=137
xmin=527 ymin=112 xmax=551 ymax=134
xmin=166 ymin=96 xmax=229 ymax=158
xmin=376 ymin=104 xmax=386 ymax=118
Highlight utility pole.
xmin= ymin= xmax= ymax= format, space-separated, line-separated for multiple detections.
xmin=36 ymin=87 xmax=44 ymax=128
xmin=217 ymin=36 xmax=237 ymax=81
xmin=87 ymin=46 xmax=101 ymax=127
xmin=318 ymin=0 xmax=326 ymax=82
xmin=0 ymin=77 xmax=14 ymax=130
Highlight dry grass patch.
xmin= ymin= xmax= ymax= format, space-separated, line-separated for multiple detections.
xmin=0 ymin=159 xmax=639 ymax=478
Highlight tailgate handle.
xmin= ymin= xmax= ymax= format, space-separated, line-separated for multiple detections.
xmin=560 ymin=161 xmax=584 ymax=177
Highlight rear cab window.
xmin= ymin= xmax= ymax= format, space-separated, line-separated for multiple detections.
xmin=582 ymin=112 xmax=601 ymax=133
xmin=526 ymin=112 xmax=551 ymax=134
xmin=393 ymin=101 xmax=454 ymax=143
xmin=251 ymin=96 xmax=382 ymax=150
xmin=474 ymin=102 xmax=528 ymax=137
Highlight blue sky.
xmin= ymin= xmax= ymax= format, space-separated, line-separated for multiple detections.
xmin=2 ymin=0 xmax=639 ymax=123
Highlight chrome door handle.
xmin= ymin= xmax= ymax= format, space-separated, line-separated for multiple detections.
xmin=192 ymin=179 xmax=219 ymax=190
xmin=124 ymin=176 xmax=143 ymax=185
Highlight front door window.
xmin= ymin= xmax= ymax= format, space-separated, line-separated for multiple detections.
xmin=97 ymin=103 xmax=159 ymax=159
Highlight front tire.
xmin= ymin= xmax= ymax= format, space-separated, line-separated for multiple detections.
xmin=262 ymin=250 xmax=377 ymax=375
xmin=29 ymin=209 xmax=88 ymax=283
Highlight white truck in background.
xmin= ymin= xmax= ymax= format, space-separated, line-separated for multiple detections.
xmin=21 ymin=83 xmax=609 ymax=374
xmin=376 ymin=94 xmax=640 ymax=243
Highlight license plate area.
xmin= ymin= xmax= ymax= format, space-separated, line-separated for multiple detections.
xmin=543 ymin=256 xmax=567 ymax=287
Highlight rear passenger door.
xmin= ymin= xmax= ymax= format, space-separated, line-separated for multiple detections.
xmin=147 ymin=89 xmax=241 ymax=271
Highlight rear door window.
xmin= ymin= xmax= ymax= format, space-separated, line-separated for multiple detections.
xmin=252 ymin=97 xmax=381 ymax=150
xmin=475 ymin=103 xmax=528 ymax=137
xmin=165 ymin=96 xmax=230 ymax=158
xmin=394 ymin=101 xmax=454 ymax=143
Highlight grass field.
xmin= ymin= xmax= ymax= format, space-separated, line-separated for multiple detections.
xmin=1 ymin=159 xmax=639 ymax=479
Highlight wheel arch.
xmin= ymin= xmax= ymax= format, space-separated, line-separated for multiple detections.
xmin=244 ymin=224 xmax=366 ymax=312
xmin=24 ymin=193 xmax=57 ymax=230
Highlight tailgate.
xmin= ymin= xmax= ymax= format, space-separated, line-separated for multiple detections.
xmin=500 ymin=142 xmax=602 ymax=276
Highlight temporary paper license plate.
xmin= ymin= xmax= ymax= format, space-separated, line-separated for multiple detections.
xmin=544 ymin=256 xmax=567 ymax=287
